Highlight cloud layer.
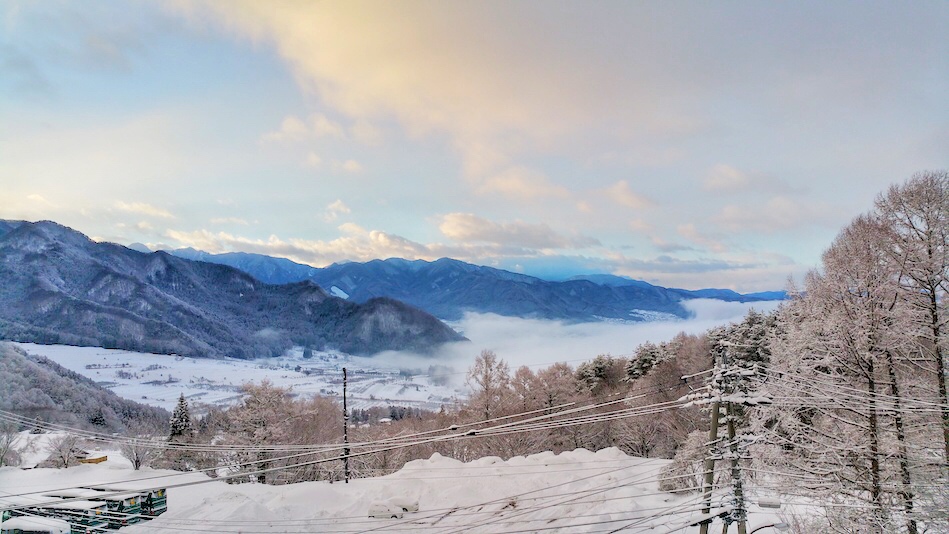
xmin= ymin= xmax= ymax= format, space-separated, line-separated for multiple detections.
xmin=364 ymin=299 xmax=784 ymax=384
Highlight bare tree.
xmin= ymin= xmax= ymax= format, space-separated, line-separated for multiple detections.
xmin=875 ymin=170 xmax=949 ymax=465
xmin=45 ymin=434 xmax=81 ymax=468
xmin=219 ymin=381 xmax=343 ymax=484
xmin=466 ymin=350 xmax=510 ymax=421
xmin=120 ymin=423 xmax=161 ymax=470
xmin=0 ymin=422 xmax=21 ymax=467
xmin=757 ymin=215 xmax=921 ymax=533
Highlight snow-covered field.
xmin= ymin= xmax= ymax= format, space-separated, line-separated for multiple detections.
xmin=0 ymin=435 xmax=788 ymax=533
xmin=14 ymin=343 xmax=464 ymax=414
xmin=14 ymin=301 xmax=782 ymax=416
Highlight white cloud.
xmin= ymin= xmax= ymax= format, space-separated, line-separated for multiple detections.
xmin=704 ymin=164 xmax=749 ymax=191
xmin=703 ymin=164 xmax=797 ymax=195
xmin=306 ymin=152 xmax=322 ymax=168
xmin=323 ymin=199 xmax=351 ymax=222
xmin=311 ymin=113 xmax=344 ymax=138
xmin=604 ymin=180 xmax=651 ymax=209
xmin=607 ymin=252 xmax=803 ymax=292
xmin=677 ymin=223 xmax=728 ymax=253
xmin=651 ymin=236 xmax=692 ymax=253
xmin=172 ymin=1 xmax=719 ymax=184
xmin=26 ymin=193 xmax=55 ymax=206
xmin=162 ymin=219 xmax=602 ymax=272
xmin=714 ymin=196 xmax=839 ymax=233
xmin=261 ymin=113 xmax=344 ymax=143
xmin=335 ymin=159 xmax=363 ymax=174
xmin=350 ymin=119 xmax=381 ymax=145
xmin=261 ymin=115 xmax=309 ymax=142
xmin=163 ymin=226 xmax=436 ymax=266
xmin=439 ymin=213 xmax=599 ymax=249
xmin=114 ymin=201 xmax=175 ymax=219
xmin=477 ymin=166 xmax=569 ymax=199
xmin=629 ymin=219 xmax=653 ymax=232
xmin=374 ymin=303 xmax=783 ymax=375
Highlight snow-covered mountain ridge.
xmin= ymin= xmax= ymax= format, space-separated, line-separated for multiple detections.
xmin=166 ymin=250 xmax=786 ymax=322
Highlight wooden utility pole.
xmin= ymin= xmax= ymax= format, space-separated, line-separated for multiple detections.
xmin=699 ymin=399 xmax=721 ymax=534
xmin=343 ymin=367 xmax=350 ymax=483
xmin=725 ymin=402 xmax=747 ymax=534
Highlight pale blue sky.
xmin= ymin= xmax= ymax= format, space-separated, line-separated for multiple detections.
xmin=2 ymin=1 xmax=946 ymax=290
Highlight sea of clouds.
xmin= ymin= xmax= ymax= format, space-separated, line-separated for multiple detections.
xmin=359 ymin=299 xmax=783 ymax=384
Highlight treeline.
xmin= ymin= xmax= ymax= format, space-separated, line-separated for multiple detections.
xmin=152 ymin=329 xmax=722 ymax=483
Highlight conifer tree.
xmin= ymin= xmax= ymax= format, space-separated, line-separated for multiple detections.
xmin=169 ymin=393 xmax=193 ymax=441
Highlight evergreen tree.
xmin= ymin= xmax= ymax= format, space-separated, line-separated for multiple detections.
xmin=169 ymin=393 xmax=193 ymax=441
xmin=625 ymin=342 xmax=663 ymax=380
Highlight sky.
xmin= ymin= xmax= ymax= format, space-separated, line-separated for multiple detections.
xmin=1 ymin=1 xmax=946 ymax=292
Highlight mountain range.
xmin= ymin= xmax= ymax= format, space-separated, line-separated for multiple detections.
xmin=168 ymin=249 xmax=785 ymax=322
xmin=0 ymin=221 xmax=465 ymax=359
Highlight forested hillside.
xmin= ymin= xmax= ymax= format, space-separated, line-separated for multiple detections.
xmin=0 ymin=221 xmax=465 ymax=358
xmin=0 ymin=343 xmax=168 ymax=434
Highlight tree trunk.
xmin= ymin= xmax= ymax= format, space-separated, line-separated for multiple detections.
xmin=865 ymin=358 xmax=887 ymax=533
xmin=929 ymin=293 xmax=949 ymax=467
xmin=885 ymin=350 xmax=918 ymax=534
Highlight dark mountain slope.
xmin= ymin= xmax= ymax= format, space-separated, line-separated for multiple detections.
xmin=165 ymin=249 xmax=784 ymax=322
xmin=310 ymin=258 xmax=688 ymax=321
xmin=0 ymin=221 xmax=465 ymax=358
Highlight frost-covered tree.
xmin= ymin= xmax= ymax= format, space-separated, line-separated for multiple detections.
xmin=44 ymin=434 xmax=81 ymax=468
xmin=756 ymin=215 xmax=921 ymax=533
xmin=625 ymin=342 xmax=663 ymax=380
xmin=875 ymin=170 xmax=949 ymax=464
xmin=575 ymin=354 xmax=625 ymax=396
xmin=220 ymin=381 xmax=342 ymax=484
xmin=536 ymin=362 xmax=576 ymax=412
xmin=466 ymin=350 xmax=510 ymax=421
xmin=120 ymin=423 xmax=160 ymax=470
xmin=510 ymin=366 xmax=541 ymax=413
xmin=169 ymin=393 xmax=193 ymax=441
xmin=0 ymin=422 xmax=21 ymax=467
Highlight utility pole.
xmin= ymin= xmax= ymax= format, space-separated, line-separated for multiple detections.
xmin=699 ymin=352 xmax=722 ymax=534
xmin=725 ymin=402 xmax=747 ymax=534
xmin=699 ymin=401 xmax=722 ymax=533
xmin=343 ymin=367 xmax=350 ymax=483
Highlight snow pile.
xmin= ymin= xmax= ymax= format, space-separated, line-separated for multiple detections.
xmin=0 ymin=446 xmax=787 ymax=533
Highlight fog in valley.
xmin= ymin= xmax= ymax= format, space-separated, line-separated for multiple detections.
xmin=360 ymin=299 xmax=783 ymax=386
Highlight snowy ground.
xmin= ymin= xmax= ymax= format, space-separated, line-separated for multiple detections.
xmin=15 ymin=343 xmax=464 ymax=414
xmin=0 ymin=436 xmax=788 ymax=533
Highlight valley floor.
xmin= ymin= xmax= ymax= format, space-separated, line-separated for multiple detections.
xmin=14 ymin=343 xmax=464 ymax=413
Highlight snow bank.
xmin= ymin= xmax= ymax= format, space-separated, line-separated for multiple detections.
xmin=0 ymin=446 xmax=785 ymax=533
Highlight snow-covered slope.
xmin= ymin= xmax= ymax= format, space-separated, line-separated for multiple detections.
xmin=0 ymin=446 xmax=788 ymax=533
